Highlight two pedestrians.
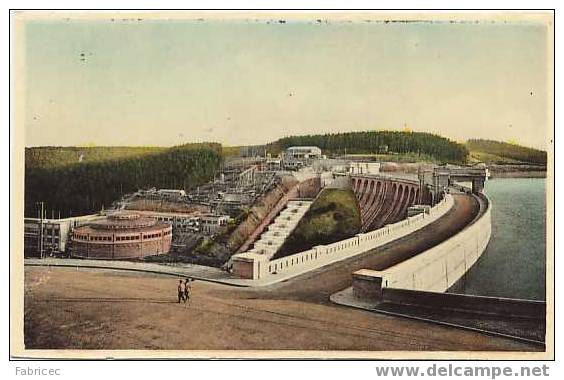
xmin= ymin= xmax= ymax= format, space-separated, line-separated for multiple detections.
xmin=176 ymin=278 xmax=194 ymax=306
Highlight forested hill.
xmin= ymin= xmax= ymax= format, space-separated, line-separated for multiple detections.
xmin=25 ymin=146 xmax=167 ymax=170
xmin=25 ymin=143 xmax=224 ymax=170
xmin=25 ymin=143 xmax=223 ymax=218
xmin=268 ymin=131 xmax=468 ymax=163
xmin=466 ymin=139 xmax=547 ymax=165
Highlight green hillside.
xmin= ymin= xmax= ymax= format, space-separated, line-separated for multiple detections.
xmin=25 ymin=146 xmax=167 ymax=169
xmin=268 ymin=131 xmax=468 ymax=163
xmin=273 ymin=188 xmax=361 ymax=259
xmin=25 ymin=143 xmax=223 ymax=218
xmin=466 ymin=139 xmax=547 ymax=165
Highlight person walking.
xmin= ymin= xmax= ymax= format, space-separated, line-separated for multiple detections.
xmin=177 ymin=279 xmax=185 ymax=303
xmin=184 ymin=278 xmax=192 ymax=307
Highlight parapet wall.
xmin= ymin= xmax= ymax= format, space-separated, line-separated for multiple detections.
xmin=232 ymin=192 xmax=454 ymax=280
xmin=353 ymin=193 xmax=492 ymax=297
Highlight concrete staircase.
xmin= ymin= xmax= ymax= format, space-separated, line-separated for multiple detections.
xmin=245 ymin=200 xmax=313 ymax=259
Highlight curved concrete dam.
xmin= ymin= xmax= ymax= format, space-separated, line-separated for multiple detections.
xmin=351 ymin=175 xmax=422 ymax=232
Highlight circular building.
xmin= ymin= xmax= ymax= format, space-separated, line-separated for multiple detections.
xmin=71 ymin=212 xmax=172 ymax=259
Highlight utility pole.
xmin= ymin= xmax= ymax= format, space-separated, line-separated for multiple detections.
xmin=37 ymin=201 xmax=44 ymax=259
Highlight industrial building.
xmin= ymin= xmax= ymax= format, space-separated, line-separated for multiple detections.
xmin=199 ymin=214 xmax=230 ymax=235
xmin=24 ymin=214 xmax=104 ymax=257
xmin=71 ymin=212 xmax=172 ymax=259
xmin=131 ymin=210 xmax=200 ymax=233
xmin=285 ymin=146 xmax=322 ymax=160
xmin=282 ymin=146 xmax=322 ymax=170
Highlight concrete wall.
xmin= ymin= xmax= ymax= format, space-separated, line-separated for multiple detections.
xmin=72 ymin=235 xmax=173 ymax=260
xmin=232 ymin=193 xmax=454 ymax=280
xmin=382 ymin=288 xmax=545 ymax=319
xmin=352 ymin=193 xmax=492 ymax=296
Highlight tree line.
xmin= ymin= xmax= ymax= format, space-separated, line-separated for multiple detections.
xmin=25 ymin=143 xmax=223 ymax=218
xmin=267 ymin=131 xmax=469 ymax=163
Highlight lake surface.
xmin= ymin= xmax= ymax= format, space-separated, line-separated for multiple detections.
xmin=449 ymin=178 xmax=547 ymax=300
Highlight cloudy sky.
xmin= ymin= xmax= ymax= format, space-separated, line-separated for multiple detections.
xmin=22 ymin=15 xmax=551 ymax=149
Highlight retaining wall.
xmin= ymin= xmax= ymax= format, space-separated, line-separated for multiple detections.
xmin=381 ymin=288 xmax=545 ymax=319
xmin=232 ymin=193 xmax=454 ymax=280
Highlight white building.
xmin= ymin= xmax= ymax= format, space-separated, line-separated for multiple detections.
xmin=24 ymin=214 xmax=104 ymax=256
xmin=199 ymin=214 xmax=230 ymax=235
xmin=285 ymin=146 xmax=322 ymax=160
xmin=265 ymin=158 xmax=282 ymax=171
xmin=156 ymin=189 xmax=187 ymax=198
xmin=348 ymin=162 xmax=381 ymax=175
xmin=131 ymin=210 xmax=200 ymax=233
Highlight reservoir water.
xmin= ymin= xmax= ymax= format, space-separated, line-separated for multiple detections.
xmin=449 ymin=178 xmax=547 ymax=300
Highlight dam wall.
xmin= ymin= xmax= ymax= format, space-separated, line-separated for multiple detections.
xmin=352 ymin=193 xmax=492 ymax=297
xmin=232 ymin=192 xmax=454 ymax=280
xmin=350 ymin=175 xmax=422 ymax=233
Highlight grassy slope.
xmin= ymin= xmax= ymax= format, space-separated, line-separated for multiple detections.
xmin=467 ymin=151 xmax=524 ymax=165
xmin=273 ymin=188 xmax=361 ymax=259
xmin=466 ymin=139 xmax=547 ymax=165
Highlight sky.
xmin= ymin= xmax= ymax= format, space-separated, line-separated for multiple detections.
xmin=22 ymin=16 xmax=550 ymax=149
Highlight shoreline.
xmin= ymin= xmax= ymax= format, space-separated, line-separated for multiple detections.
xmin=489 ymin=170 xmax=546 ymax=179
xmin=380 ymin=169 xmax=547 ymax=179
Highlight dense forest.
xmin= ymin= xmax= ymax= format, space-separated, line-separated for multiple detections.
xmin=25 ymin=143 xmax=223 ymax=218
xmin=466 ymin=139 xmax=547 ymax=165
xmin=268 ymin=131 xmax=469 ymax=163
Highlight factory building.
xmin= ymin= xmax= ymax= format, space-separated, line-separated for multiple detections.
xmin=24 ymin=214 xmax=104 ymax=257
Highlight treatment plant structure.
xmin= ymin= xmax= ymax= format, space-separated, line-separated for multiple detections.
xmin=71 ymin=212 xmax=172 ymax=259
